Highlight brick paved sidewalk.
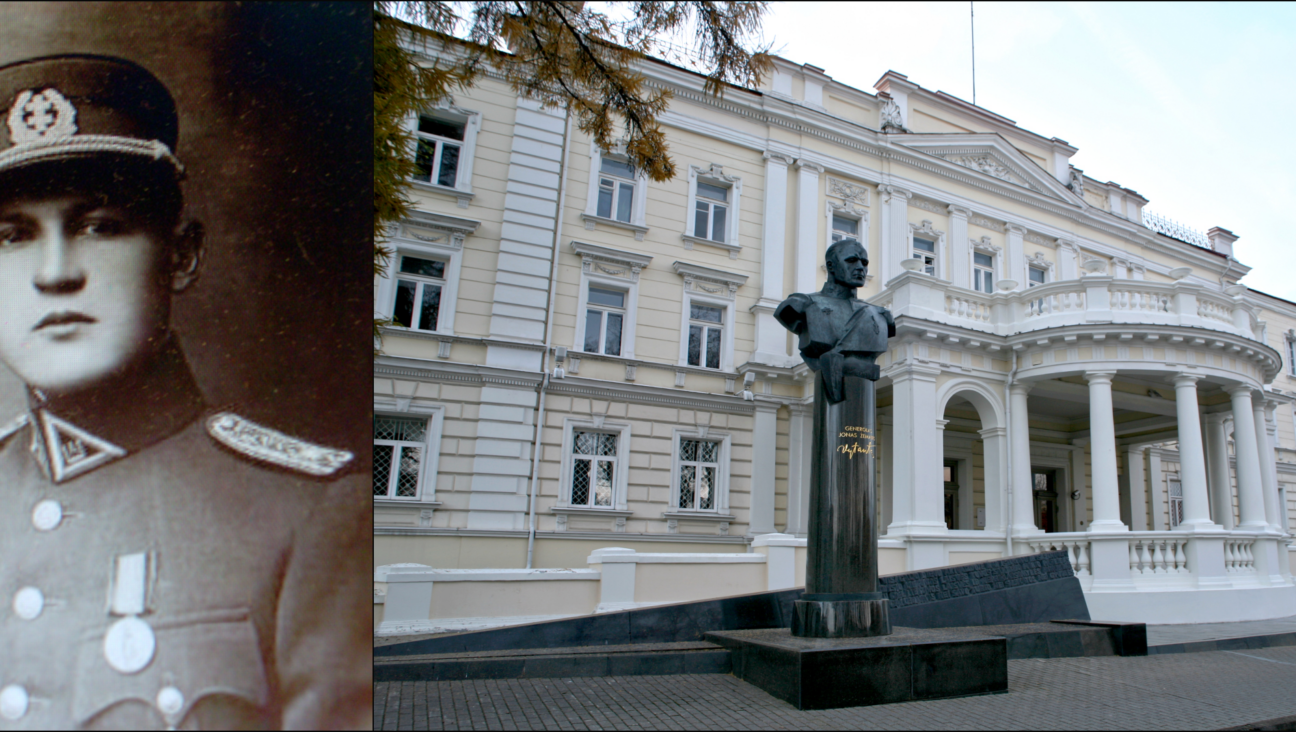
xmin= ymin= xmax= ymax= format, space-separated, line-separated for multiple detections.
xmin=375 ymin=646 xmax=1296 ymax=730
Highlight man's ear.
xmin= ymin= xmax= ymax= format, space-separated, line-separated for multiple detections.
xmin=170 ymin=220 xmax=204 ymax=292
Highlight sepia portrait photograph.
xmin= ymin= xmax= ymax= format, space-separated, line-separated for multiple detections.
xmin=0 ymin=2 xmax=372 ymax=729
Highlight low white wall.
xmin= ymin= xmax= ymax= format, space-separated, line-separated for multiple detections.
xmin=1087 ymin=584 xmax=1296 ymax=625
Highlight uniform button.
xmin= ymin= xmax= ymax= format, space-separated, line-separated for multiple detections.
xmin=156 ymin=686 xmax=184 ymax=716
xmin=12 ymin=587 xmax=42 ymax=620
xmin=0 ymin=685 xmax=28 ymax=720
xmin=31 ymin=500 xmax=62 ymax=532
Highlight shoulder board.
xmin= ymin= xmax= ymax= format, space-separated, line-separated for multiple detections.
xmin=206 ymin=412 xmax=353 ymax=477
xmin=0 ymin=413 xmax=28 ymax=448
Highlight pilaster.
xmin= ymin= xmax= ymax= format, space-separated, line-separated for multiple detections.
xmin=749 ymin=400 xmax=782 ymax=536
xmin=947 ymin=205 xmax=971 ymax=289
xmin=786 ymin=401 xmax=812 ymax=537
xmin=794 ymin=160 xmax=824 ymax=296
xmin=752 ymin=152 xmax=796 ymax=366
xmin=880 ymin=185 xmax=912 ymax=284
xmin=1005 ymin=224 xmax=1026 ymax=290
xmin=886 ymin=363 xmax=946 ymax=537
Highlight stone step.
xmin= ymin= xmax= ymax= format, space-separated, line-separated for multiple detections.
xmin=373 ymin=641 xmax=732 ymax=682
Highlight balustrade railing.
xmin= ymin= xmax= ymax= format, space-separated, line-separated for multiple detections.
xmin=1128 ymin=534 xmax=1189 ymax=575
xmin=945 ymin=293 xmax=992 ymax=323
xmin=1024 ymin=286 xmax=1085 ymax=319
xmin=1110 ymin=286 xmax=1170 ymax=314
xmin=1197 ymin=298 xmax=1233 ymax=325
xmin=1025 ymin=536 xmax=1090 ymax=577
xmin=1225 ymin=537 xmax=1257 ymax=573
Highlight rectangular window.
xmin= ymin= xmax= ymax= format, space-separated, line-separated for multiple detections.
xmin=374 ymin=415 xmax=427 ymax=499
xmin=678 ymin=438 xmax=720 ymax=510
xmin=1028 ymin=266 xmax=1047 ymax=287
xmin=973 ymin=252 xmax=994 ymax=294
xmin=913 ymin=237 xmax=936 ymax=275
xmin=583 ymin=286 xmax=626 ymax=356
xmin=596 ymin=156 xmax=636 ymax=222
xmin=831 ymin=214 xmax=859 ymax=243
xmin=693 ymin=182 xmax=729 ymax=243
xmin=687 ymin=303 xmax=724 ymax=369
xmin=392 ymin=255 xmax=446 ymax=331
xmin=1168 ymin=478 xmax=1183 ymax=528
xmin=1288 ymin=339 xmax=1295 ymax=376
xmin=571 ymin=431 xmax=617 ymax=507
xmin=413 ymin=116 xmax=465 ymax=187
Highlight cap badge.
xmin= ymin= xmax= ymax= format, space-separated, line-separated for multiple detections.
xmin=7 ymin=88 xmax=77 ymax=144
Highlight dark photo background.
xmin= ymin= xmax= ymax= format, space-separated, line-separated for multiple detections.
xmin=0 ymin=2 xmax=372 ymax=465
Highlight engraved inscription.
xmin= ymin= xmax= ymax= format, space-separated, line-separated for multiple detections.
xmin=836 ymin=425 xmax=874 ymax=459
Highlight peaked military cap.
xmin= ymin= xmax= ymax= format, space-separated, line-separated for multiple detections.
xmin=0 ymin=54 xmax=182 ymax=179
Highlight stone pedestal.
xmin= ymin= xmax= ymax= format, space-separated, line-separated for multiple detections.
xmin=795 ymin=372 xmax=890 ymax=637
xmin=707 ymin=627 xmax=1007 ymax=710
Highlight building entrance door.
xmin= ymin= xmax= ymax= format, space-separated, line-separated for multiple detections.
xmin=1033 ymin=469 xmax=1059 ymax=533
xmin=944 ymin=460 xmax=959 ymax=530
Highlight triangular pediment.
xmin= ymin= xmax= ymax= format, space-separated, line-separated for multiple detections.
xmin=889 ymin=133 xmax=1081 ymax=205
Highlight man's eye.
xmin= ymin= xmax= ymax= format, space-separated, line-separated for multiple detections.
xmin=76 ymin=219 xmax=126 ymax=237
xmin=0 ymin=225 xmax=32 ymax=246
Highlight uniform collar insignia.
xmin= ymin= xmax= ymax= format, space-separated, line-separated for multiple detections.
xmin=31 ymin=409 xmax=126 ymax=483
xmin=7 ymin=87 xmax=77 ymax=144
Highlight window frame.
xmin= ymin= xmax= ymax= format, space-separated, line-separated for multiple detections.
xmin=391 ymin=255 xmax=448 ymax=332
xmin=672 ymin=262 xmax=747 ymax=373
xmin=582 ymin=142 xmax=649 ymax=239
xmin=668 ymin=427 xmax=732 ymax=515
xmin=377 ymin=212 xmax=475 ymax=337
xmin=1025 ymin=251 xmax=1055 ymax=288
xmin=559 ymin=417 xmax=632 ymax=511
xmin=582 ymin=286 xmax=628 ymax=357
xmin=681 ymin=164 xmax=743 ymax=258
xmin=685 ymin=301 xmax=727 ymax=371
xmin=907 ymin=220 xmax=946 ymax=279
xmin=372 ymin=404 xmax=444 ymax=505
xmin=972 ymin=251 xmax=996 ymax=294
xmin=571 ymin=241 xmax=651 ymax=360
xmin=408 ymin=105 xmax=481 ymax=207
xmin=968 ymin=235 xmax=1002 ymax=294
xmin=1286 ymin=331 xmax=1296 ymax=377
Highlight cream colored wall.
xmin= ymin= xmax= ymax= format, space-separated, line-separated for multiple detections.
xmin=374 ymin=602 xmax=384 ymax=632
xmin=775 ymin=408 xmax=791 ymax=531
xmin=949 ymin=551 xmax=1004 ymax=566
xmin=376 ymin=535 xmax=527 ymax=569
xmin=633 ymin=563 xmax=765 ymax=604
xmin=879 ymin=547 xmax=906 ymax=576
xmin=431 ymin=579 xmax=600 ymax=619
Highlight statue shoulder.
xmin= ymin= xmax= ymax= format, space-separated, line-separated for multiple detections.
xmin=0 ymin=413 xmax=27 ymax=449
xmin=870 ymin=302 xmax=897 ymax=337
xmin=774 ymin=292 xmax=817 ymax=331
xmin=206 ymin=412 xmax=355 ymax=478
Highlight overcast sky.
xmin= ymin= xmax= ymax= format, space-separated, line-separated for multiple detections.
xmin=751 ymin=2 xmax=1296 ymax=300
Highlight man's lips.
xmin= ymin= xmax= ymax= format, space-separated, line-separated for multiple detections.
xmin=34 ymin=311 xmax=97 ymax=331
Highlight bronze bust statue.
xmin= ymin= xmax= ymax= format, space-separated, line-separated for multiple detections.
xmin=774 ymin=238 xmax=895 ymax=403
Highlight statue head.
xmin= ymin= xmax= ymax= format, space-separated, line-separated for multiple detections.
xmin=825 ymin=238 xmax=868 ymax=289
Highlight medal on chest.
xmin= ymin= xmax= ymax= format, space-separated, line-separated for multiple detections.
xmin=104 ymin=551 xmax=157 ymax=674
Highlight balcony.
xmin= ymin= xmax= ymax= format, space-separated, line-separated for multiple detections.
xmin=875 ymin=271 xmax=1261 ymax=344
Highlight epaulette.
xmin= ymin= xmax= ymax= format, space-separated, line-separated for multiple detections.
xmin=206 ymin=412 xmax=353 ymax=477
xmin=0 ymin=413 xmax=29 ymax=449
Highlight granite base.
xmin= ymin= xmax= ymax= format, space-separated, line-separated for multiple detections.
xmin=706 ymin=626 xmax=1007 ymax=710
xmin=792 ymin=595 xmax=890 ymax=638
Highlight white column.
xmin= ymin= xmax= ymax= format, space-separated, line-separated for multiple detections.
xmin=1005 ymin=224 xmax=1026 ymax=290
xmin=947 ymin=205 xmax=971 ymax=289
xmin=1071 ymin=443 xmax=1089 ymax=530
xmin=1125 ymin=446 xmax=1149 ymax=531
xmin=1173 ymin=374 xmax=1215 ymax=530
xmin=1086 ymin=371 xmax=1126 ymax=531
xmin=749 ymin=401 xmax=780 ymax=535
xmin=1204 ymin=412 xmax=1234 ymax=530
xmin=1256 ymin=396 xmax=1282 ymax=530
xmin=880 ymin=413 xmax=894 ymax=533
xmin=793 ymin=160 xmax=823 ymax=296
xmin=979 ymin=426 xmax=1006 ymax=532
xmin=1228 ymin=385 xmax=1268 ymax=530
xmin=888 ymin=364 xmax=945 ymax=535
xmin=1058 ymin=240 xmax=1080 ymax=281
xmin=1009 ymin=382 xmax=1038 ymax=536
xmin=880 ymin=185 xmax=912 ymax=284
xmin=751 ymin=153 xmax=795 ymax=366
xmin=1148 ymin=448 xmax=1166 ymax=531
xmin=785 ymin=401 xmax=811 ymax=537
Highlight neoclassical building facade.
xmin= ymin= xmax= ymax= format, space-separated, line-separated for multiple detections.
xmin=375 ymin=40 xmax=1296 ymax=624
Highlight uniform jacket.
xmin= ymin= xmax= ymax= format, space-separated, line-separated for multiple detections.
xmin=0 ymin=342 xmax=371 ymax=729
xmin=775 ymin=291 xmax=895 ymax=372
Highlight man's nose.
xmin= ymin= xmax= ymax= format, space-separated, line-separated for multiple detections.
xmin=33 ymin=229 xmax=86 ymax=294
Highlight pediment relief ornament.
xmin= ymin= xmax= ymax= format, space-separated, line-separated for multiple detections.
xmin=909 ymin=219 xmax=943 ymax=239
xmin=968 ymin=214 xmax=1004 ymax=232
xmin=1027 ymin=251 xmax=1055 ymax=270
xmin=1025 ymin=232 xmax=1053 ymax=246
xmin=828 ymin=200 xmax=868 ymax=218
xmin=942 ymin=154 xmax=1019 ymax=184
xmin=402 ymin=225 xmax=464 ymax=249
xmin=581 ymin=257 xmax=643 ymax=282
xmin=696 ymin=162 xmax=739 ymax=184
xmin=827 ymin=177 xmax=870 ymax=206
xmin=880 ymin=97 xmax=908 ymax=133
xmin=683 ymin=276 xmax=738 ymax=298
xmin=970 ymin=236 xmax=1000 ymax=254
xmin=909 ymin=198 xmax=944 ymax=215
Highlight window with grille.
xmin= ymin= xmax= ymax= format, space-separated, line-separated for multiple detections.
xmin=831 ymin=214 xmax=859 ymax=243
xmin=1168 ymin=478 xmax=1184 ymax=528
xmin=570 ymin=431 xmax=617 ymax=507
xmin=413 ymin=115 xmax=465 ymax=187
xmin=973 ymin=252 xmax=994 ymax=294
xmin=693 ymin=182 xmax=730 ymax=243
xmin=583 ymin=286 xmax=626 ymax=356
xmin=374 ymin=415 xmax=428 ymax=499
xmin=912 ymin=237 xmax=936 ymax=275
xmin=1288 ymin=339 xmax=1295 ymax=376
xmin=1028 ymin=266 xmax=1047 ymax=287
xmin=687 ymin=303 xmax=724 ymax=369
xmin=392 ymin=255 xmax=446 ymax=331
xmin=596 ymin=156 xmax=636 ymax=223
xmin=677 ymin=438 xmax=720 ymax=511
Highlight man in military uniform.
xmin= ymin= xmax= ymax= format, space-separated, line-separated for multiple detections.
xmin=0 ymin=55 xmax=370 ymax=729
xmin=774 ymin=238 xmax=896 ymax=403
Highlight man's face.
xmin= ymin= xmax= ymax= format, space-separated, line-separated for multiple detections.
xmin=828 ymin=243 xmax=868 ymax=288
xmin=0 ymin=192 xmax=172 ymax=394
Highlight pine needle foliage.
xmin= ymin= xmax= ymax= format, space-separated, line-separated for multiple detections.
xmin=375 ymin=1 xmax=771 ymax=351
